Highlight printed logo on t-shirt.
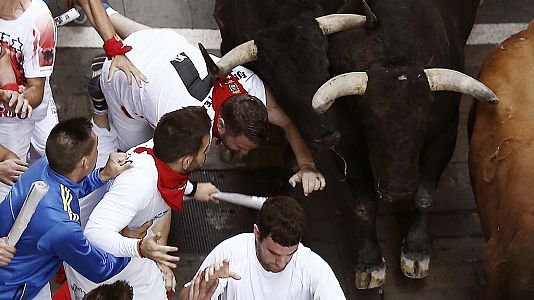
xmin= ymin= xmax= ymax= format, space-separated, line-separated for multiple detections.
xmin=0 ymin=7 xmax=56 ymax=85
xmin=233 ymin=70 xmax=247 ymax=80
xmin=0 ymin=33 xmax=25 ymax=84
xmin=0 ymin=103 xmax=29 ymax=119
xmin=70 ymin=282 xmax=87 ymax=300
xmin=170 ymin=52 xmax=214 ymax=102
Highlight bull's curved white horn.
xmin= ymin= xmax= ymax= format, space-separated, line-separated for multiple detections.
xmin=315 ymin=14 xmax=367 ymax=35
xmin=208 ymin=14 xmax=367 ymax=77
xmin=211 ymin=40 xmax=258 ymax=76
xmin=312 ymin=72 xmax=368 ymax=114
xmin=424 ymin=68 xmax=499 ymax=104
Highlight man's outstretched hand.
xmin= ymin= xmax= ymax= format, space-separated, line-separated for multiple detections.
xmin=0 ymin=157 xmax=27 ymax=186
xmin=107 ymin=54 xmax=148 ymax=88
xmin=0 ymin=237 xmax=16 ymax=266
xmin=140 ymin=232 xmax=180 ymax=269
xmin=100 ymin=152 xmax=133 ymax=181
xmin=289 ymin=163 xmax=326 ymax=196
xmin=183 ymin=259 xmax=240 ymax=300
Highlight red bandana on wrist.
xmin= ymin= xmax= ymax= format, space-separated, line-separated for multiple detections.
xmin=134 ymin=147 xmax=188 ymax=211
xmin=211 ymin=74 xmax=247 ymax=141
xmin=103 ymin=35 xmax=133 ymax=59
xmin=1 ymin=83 xmax=19 ymax=92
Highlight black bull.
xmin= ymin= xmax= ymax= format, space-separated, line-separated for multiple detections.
xmin=214 ymin=0 xmax=486 ymax=289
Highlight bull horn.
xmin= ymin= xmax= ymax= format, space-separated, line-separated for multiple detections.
xmin=312 ymin=72 xmax=368 ymax=114
xmin=202 ymin=14 xmax=366 ymax=77
xmin=424 ymin=68 xmax=499 ymax=104
xmin=315 ymin=14 xmax=367 ymax=35
xmin=199 ymin=40 xmax=258 ymax=77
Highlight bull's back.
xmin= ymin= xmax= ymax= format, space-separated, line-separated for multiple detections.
xmin=469 ymin=20 xmax=534 ymax=241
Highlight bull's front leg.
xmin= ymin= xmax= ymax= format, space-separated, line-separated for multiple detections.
xmin=352 ymin=187 xmax=386 ymax=289
xmin=400 ymin=115 xmax=458 ymax=279
xmin=400 ymin=186 xmax=432 ymax=278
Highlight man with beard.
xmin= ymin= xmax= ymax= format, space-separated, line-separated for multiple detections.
xmin=65 ymin=107 xmax=220 ymax=300
xmin=88 ymin=8 xmax=325 ymax=197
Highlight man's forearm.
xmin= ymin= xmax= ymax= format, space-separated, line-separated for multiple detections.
xmin=24 ymin=79 xmax=45 ymax=108
xmin=85 ymin=222 xmax=140 ymax=258
xmin=178 ymin=287 xmax=189 ymax=300
xmin=79 ymin=0 xmax=116 ymax=41
xmin=284 ymin=123 xmax=316 ymax=168
xmin=152 ymin=210 xmax=171 ymax=245
xmin=0 ymin=145 xmax=17 ymax=162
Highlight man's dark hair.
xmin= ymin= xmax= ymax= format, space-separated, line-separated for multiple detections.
xmin=220 ymin=94 xmax=268 ymax=145
xmin=83 ymin=280 xmax=133 ymax=300
xmin=153 ymin=106 xmax=211 ymax=164
xmin=256 ymin=196 xmax=304 ymax=247
xmin=45 ymin=117 xmax=95 ymax=175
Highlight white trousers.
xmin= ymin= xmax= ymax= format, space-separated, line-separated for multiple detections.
xmin=0 ymin=95 xmax=57 ymax=201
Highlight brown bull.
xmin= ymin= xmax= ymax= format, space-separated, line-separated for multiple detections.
xmin=469 ymin=19 xmax=534 ymax=300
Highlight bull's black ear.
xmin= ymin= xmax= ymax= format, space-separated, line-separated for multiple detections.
xmin=198 ymin=43 xmax=222 ymax=77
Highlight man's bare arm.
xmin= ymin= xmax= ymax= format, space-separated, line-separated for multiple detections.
xmin=0 ymin=47 xmax=32 ymax=117
xmin=0 ymin=144 xmax=27 ymax=186
xmin=21 ymin=77 xmax=44 ymax=109
xmin=77 ymin=0 xmax=114 ymax=40
xmin=265 ymin=86 xmax=326 ymax=196
xmin=179 ymin=259 xmax=240 ymax=300
xmin=77 ymin=0 xmax=147 ymax=87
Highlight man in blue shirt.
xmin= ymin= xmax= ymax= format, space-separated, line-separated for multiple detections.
xmin=0 ymin=118 xmax=177 ymax=299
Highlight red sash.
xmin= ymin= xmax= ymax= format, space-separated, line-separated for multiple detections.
xmin=134 ymin=147 xmax=188 ymax=211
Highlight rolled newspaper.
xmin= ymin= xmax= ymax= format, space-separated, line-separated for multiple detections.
xmin=6 ymin=181 xmax=49 ymax=246
xmin=212 ymin=192 xmax=267 ymax=210
xmin=54 ymin=8 xmax=81 ymax=27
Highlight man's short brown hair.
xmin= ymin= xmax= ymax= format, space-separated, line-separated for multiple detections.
xmin=256 ymin=196 xmax=305 ymax=247
xmin=153 ymin=106 xmax=211 ymax=164
xmin=220 ymin=94 xmax=268 ymax=145
xmin=83 ymin=280 xmax=133 ymax=300
xmin=45 ymin=118 xmax=95 ymax=175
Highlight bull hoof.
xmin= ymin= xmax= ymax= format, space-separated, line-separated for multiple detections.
xmin=400 ymin=249 xmax=430 ymax=279
xmin=354 ymin=258 xmax=386 ymax=289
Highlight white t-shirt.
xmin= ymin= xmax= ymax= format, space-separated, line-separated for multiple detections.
xmin=0 ymin=0 xmax=56 ymax=200
xmin=197 ymin=233 xmax=346 ymax=300
xmin=0 ymin=0 xmax=56 ymax=123
xmin=65 ymin=141 xmax=169 ymax=300
xmin=100 ymin=29 xmax=266 ymax=150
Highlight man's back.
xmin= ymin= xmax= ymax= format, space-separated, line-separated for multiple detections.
xmin=101 ymin=29 xmax=217 ymax=127
xmin=67 ymin=146 xmax=171 ymax=300
xmin=197 ymin=233 xmax=346 ymax=300
xmin=99 ymin=29 xmax=266 ymax=151
xmin=0 ymin=158 xmax=85 ymax=298
xmin=0 ymin=158 xmax=129 ymax=299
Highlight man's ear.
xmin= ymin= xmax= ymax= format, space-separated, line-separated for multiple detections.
xmin=253 ymin=224 xmax=260 ymax=240
xmin=80 ymin=156 xmax=89 ymax=170
xmin=179 ymin=154 xmax=194 ymax=171
xmin=217 ymin=117 xmax=225 ymax=135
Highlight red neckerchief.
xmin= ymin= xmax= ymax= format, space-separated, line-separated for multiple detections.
xmin=134 ymin=147 xmax=188 ymax=211
xmin=211 ymin=74 xmax=247 ymax=142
